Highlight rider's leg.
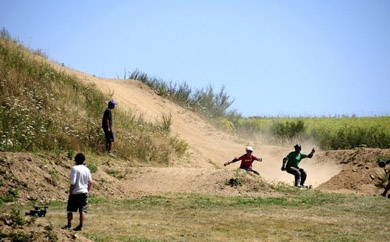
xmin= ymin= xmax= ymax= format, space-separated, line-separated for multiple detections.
xmin=251 ymin=169 xmax=260 ymax=175
xmin=286 ymin=167 xmax=301 ymax=186
xmin=240 ymin=167 xmax=260 ymax=175
xmin=299 ymin=168 xmax=307 ymax=186
xmin=382 ymin=181 xmax=390 ymax=196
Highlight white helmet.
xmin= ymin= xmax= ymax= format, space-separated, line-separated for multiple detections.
xmin=246 ymin=146 xmax=253 ymax=152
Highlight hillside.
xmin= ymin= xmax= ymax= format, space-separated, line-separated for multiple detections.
xmin=1 ymin=34 xmax=390 ymax=195
xmin=1 ymin=34 xmax=390 ymax=241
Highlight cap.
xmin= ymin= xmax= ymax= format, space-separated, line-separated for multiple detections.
xmin=108 ymin=99 xmax=116 ymax=106
xmin=246 ymin=146 xmax=254 ymax=152
xmin=294 ymin=144 xmax=302 ymax=149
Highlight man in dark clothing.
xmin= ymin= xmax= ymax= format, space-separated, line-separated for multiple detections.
xmin=102 ymin=100 xmax=116 ymax=156
xmin=281 ymin=144 xmax=315 ymax=187
xmin=379 ymin=160 xmax=390 ymax=198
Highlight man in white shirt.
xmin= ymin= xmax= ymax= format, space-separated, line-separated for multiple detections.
xmin=63 ymin=153 xmax=92 ymax=231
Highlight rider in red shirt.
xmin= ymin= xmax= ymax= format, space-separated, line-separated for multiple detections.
xmin=224 ymin=146 xmax=263 ymax=175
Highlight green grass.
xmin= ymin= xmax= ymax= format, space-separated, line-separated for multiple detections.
xmin=0 ymin=30 xmax=187 ymax=164
xmin=237 ymin=116 xmax=390 ymax=149
xmin=0 ymin=191 xmax=382 ymax=242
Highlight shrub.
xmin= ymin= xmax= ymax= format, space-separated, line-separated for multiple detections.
xmin=271 ymin=120 xmax=306 ymax=139
xmin=87 ymin=163 xmax=98 ymax=173
xmin=129 ymin=69 xmax=241 ymax=124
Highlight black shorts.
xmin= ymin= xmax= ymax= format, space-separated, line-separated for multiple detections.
xmin=67 ymin=193 xmax=89 ymax=213
xmin=103 ymin=129 xmax=114 ymax=143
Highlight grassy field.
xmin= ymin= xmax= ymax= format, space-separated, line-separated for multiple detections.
xmin=236 ymin=116 xmax=390 ymax=150
xmin=3 ymin=189 xmax=389 ymax=242
xmin=127 ymin=69 xmax=390 ymax=150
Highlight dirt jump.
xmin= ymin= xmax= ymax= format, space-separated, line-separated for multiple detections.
xmin=22 ymin=60 xmax=388 ymax=197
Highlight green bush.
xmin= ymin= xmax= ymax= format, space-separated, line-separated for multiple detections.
xmin=271 ymin=120 xmax=306 ymax=139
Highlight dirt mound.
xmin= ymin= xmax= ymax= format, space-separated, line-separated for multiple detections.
xmin=121 ymin=167 xmax=278 ymax=197
xmin=0 ymin=152 xmax=278 ymax=204
xmin=0 ymin=57 xmax=382 ymax=197
xmin=0 ymin=152 xmax=134 ymax=203
xmin=317 ymin=148 xmax=390 ymax=194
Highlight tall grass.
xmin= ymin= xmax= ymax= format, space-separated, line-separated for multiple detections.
xmin=0 ymin=31 xmax=187 ymax=163
xmin=237 ymin=117 xmax=390 ymax=149
xmin=129 ymin=69 xmax=241 ymax=126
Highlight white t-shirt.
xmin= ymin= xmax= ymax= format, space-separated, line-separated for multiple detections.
xmin=69 ymin=164 xmax=92 ymax=194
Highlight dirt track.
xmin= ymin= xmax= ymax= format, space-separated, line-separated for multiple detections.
xmin=40 ymin=61 xmax=389 ymax=195
xmin=46 ymin=64 xmax=340 ymax=185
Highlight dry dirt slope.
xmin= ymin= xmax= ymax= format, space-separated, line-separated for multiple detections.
xmin=43 ymin=62 xmax=344 ymax=188
xmin=36 ymin=60 xmax=389 ymax=194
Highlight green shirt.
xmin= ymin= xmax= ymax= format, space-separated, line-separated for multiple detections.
xmin=286 ymin=152 xmax=307 ymax=168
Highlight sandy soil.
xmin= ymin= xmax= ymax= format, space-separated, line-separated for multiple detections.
xmin=45 ymin=62 xmax=342 ymax=185
xmin=4 ymin=58 xmax=385 ymax=198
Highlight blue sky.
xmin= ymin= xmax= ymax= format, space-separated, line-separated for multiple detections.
xmin=1 ymin=0 xmax=389 ymax=117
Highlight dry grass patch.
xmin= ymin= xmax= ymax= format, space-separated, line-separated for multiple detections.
xmin=15 ymin=192 xmax=388 ymax=242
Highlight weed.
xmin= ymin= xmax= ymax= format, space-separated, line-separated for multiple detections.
xmin=44 ymin=222 xmax=58 ymax=242
xmin=48 ymin=170 xmax=59 ymax=181
xmin=9 ymin=231 xmax=31 ymax=242
xmin=105 ymin=168 xmax=129 ymax=179
xmin=0 ymin=195 xmax=15 ymax=203
xmin=9 ymin=188 xmax=19 ymax=198
xmin=67 ymin=150 xmax=74 ymax=160
xmin=10 ymin=208 xmax=25 ymax=227
xmin=169 ymin=136 xmax=188 ymax=156
xmin=87 ymin=163 xmax=98 ymax=173
xmin=160 ymin=113 xmax=172 ymax=132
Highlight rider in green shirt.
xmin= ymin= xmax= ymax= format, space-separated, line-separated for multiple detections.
xmin=281 ymin=144 xmax=315 ymax=187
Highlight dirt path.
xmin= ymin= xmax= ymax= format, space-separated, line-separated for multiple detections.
xmin=47 ymin=62 xmax=342 ymax=189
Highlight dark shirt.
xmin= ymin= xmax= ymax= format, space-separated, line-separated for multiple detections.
xmin=102 ymin=108 xmax=112 ymax=130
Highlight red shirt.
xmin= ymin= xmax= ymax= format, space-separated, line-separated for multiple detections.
xmin=238 ymin=154 xmax=258 ymax=169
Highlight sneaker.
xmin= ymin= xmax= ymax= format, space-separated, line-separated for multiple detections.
xmin=73 ymin=225 xmax=83 ymax=231
xmin=62 ymin=225 xmax=71 ymax=230
xmin=108 ymin=151 xmax=115 ymax=157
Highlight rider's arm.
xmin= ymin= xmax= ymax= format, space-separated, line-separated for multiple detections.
xmin=307 ymin=148 xmax=315 ymax=158
xmin=230 ymin=158 xmax=239 ymax=163
xmin=281 ymin=157 xmax=288 ymax=171
xmin=224 ymin=158 xmax=238 ymax=166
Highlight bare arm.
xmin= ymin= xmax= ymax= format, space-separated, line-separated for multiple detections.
xmin=307 ymin=148 xmax=315 ymax=158
xmin=69 ymin=184 xmax=75 ymax=195
xmin=88 ymin=180 xmax=92 ymax=192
